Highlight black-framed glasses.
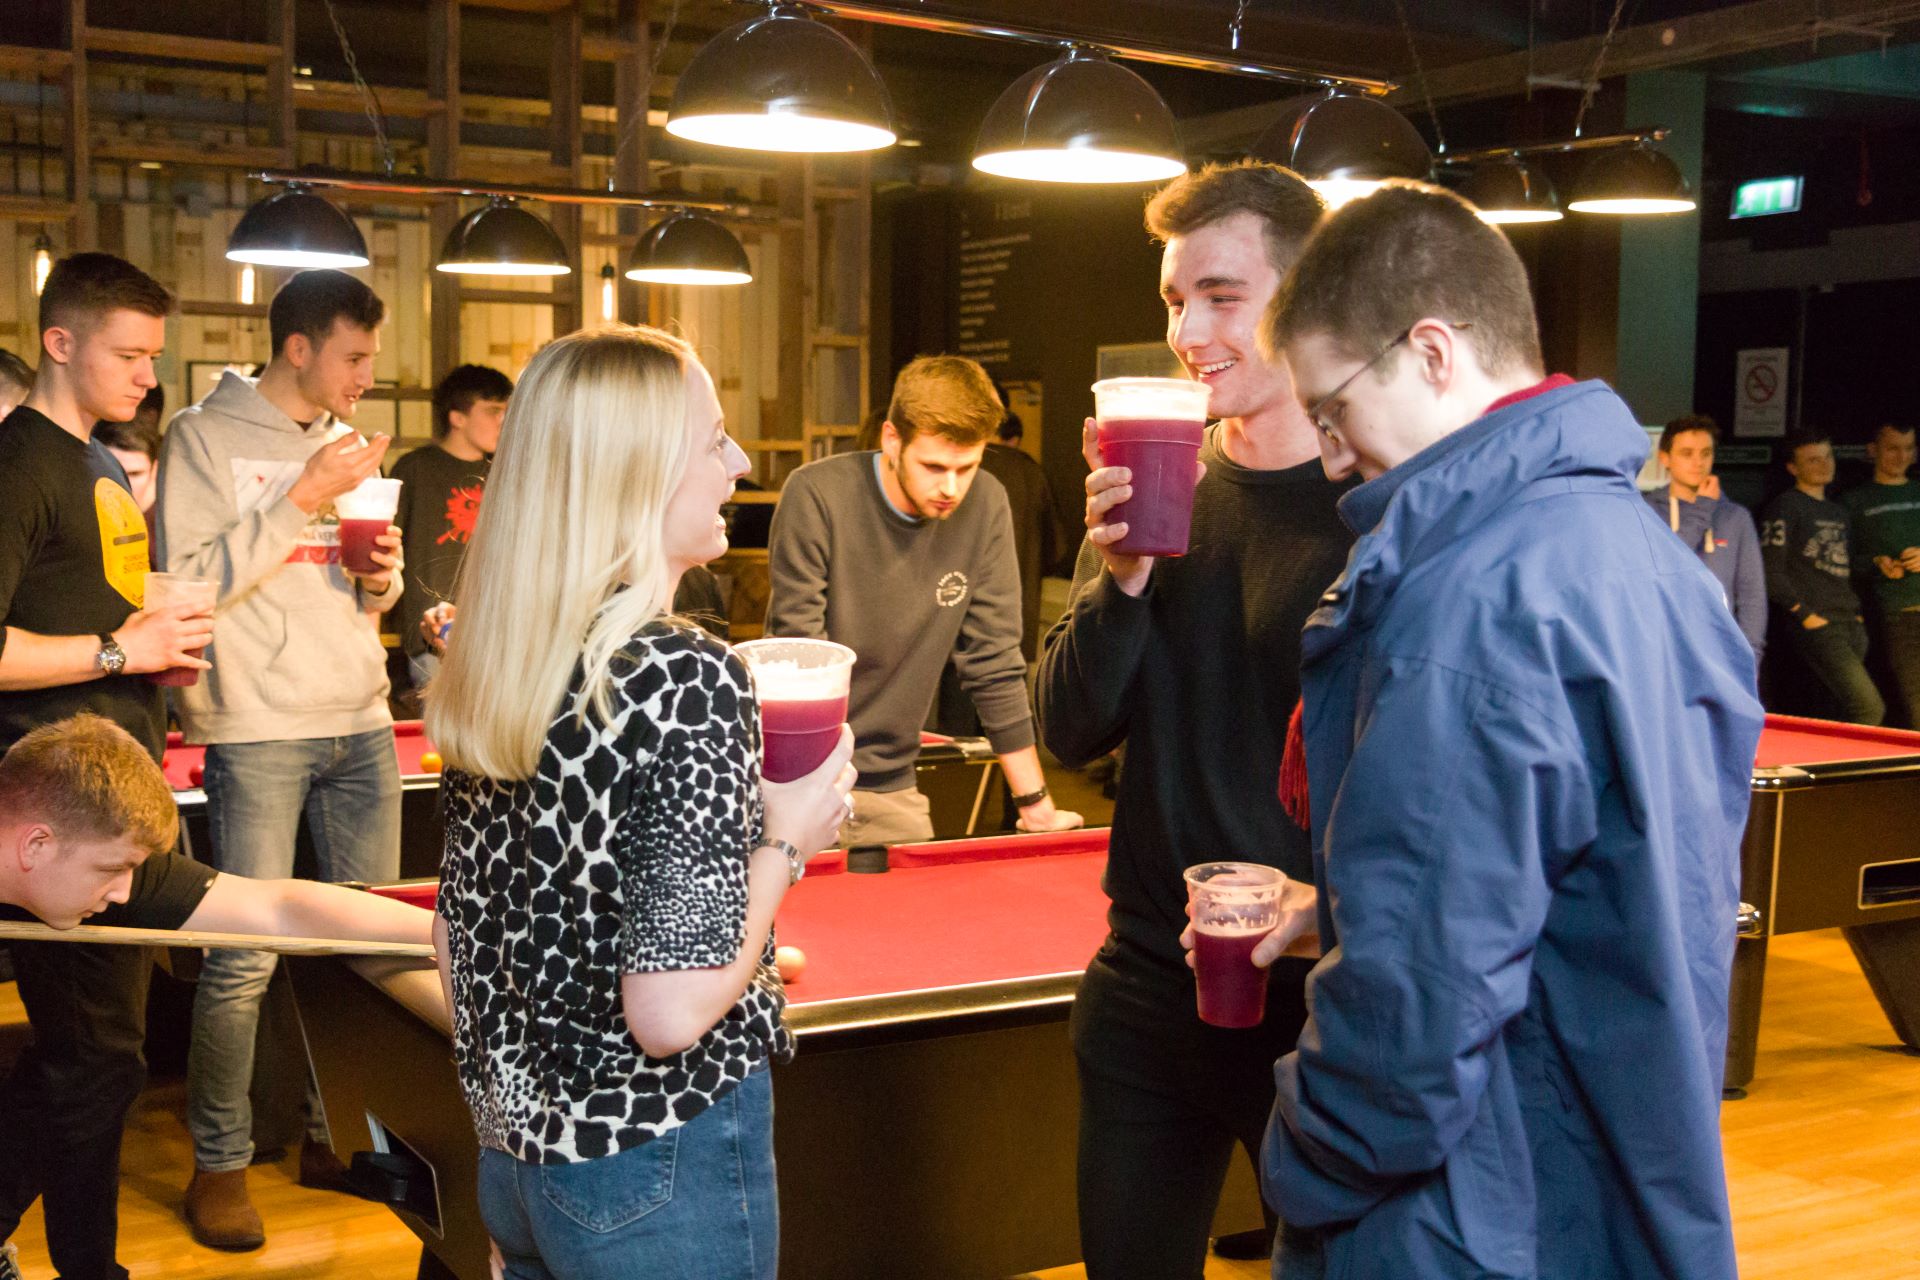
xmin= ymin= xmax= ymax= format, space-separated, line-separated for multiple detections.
xmin=1304 ymin=322 xmax=1473 ymax=439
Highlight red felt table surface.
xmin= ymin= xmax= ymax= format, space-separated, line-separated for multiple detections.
xmin=1755 ymin=714 xmax=1920 ymax=770
xmin=775 ymin=848 xmax=1110 ymax=1006
xmin=163 ymin=720 xmax=438 ymax=790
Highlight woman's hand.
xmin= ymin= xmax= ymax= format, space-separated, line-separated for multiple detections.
xmin=761 ymin=725 xmax=856 ymax=857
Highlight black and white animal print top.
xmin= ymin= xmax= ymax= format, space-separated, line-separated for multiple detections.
xmin=437 ymin=622 xmax=791 ymax=1165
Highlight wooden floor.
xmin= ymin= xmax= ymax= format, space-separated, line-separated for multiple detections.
xmin=5 ymin=927 xmax=1917 ymax=1279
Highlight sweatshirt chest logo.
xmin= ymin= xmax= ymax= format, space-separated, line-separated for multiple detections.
xmin=935 ymin=570 xmax=969 ymax=608
xmin=93 ymin=478 xmax=149 ymax=606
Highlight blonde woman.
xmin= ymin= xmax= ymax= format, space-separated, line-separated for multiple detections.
xmin=427 ymin=326 xmax=854 ymax=1280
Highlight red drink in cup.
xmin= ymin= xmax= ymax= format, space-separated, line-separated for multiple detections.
xmin=1093 ymin=377 xmax=1212 ymax=558
xmin=1184 ymin=861 xmax=1286 ymax=1028
xmin=335 ymin=476 xmax=403 ymax=576
xmin=142 ymin=572 xmax=217 ymax=687
xmin=736 ymin=638 xmax=857 ymax=783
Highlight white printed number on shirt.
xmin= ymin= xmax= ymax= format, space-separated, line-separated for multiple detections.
xmin=231 ymin=457 xmax=340 ymax=566
xmin=935 ymin=571 xmax=969 ymax=608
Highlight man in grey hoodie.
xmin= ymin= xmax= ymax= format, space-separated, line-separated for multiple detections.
xmin=155 ymin=269 xmax=403 ymax=1249
xmin=1644 ymin=415 xmax=1766 ymax=663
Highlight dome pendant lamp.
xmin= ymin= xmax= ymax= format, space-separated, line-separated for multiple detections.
xmin=1460 ymin=156 xmax=1563 ymax=224
xmin=227 ymin=185 xmax=371 ymax=270
xmin=436 ymin=197 xmax=572 ymax=276
xmin=1567 ymin=143 xmax=1695 ymax=215
xmin=666 ymin=4 xmax=896 ymax=154
xmin=972 ymin=47 xmax=1186 ymax=185
xmin=1252 ymin=89 xmax=1433 ymax=206
xmin=624 ymin=212 xmax=754 ymax=287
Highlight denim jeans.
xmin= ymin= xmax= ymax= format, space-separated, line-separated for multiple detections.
xmin=186 ymin=729 xmax=401 ymax=1171
xmin=475 ymin=1066 xmax=777 ymax=1280
xmin=1883 ymin=608 xmax=1920 ymax=728
xmin=1789 ymin=616 xmax=1885 ymax=726
xmin=0 ymin=939 xmax=151 ymax=1280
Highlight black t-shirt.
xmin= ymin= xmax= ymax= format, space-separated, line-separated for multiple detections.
xmin=1037 ymin=431 xmax=1355 ymax=975
xmin=0 ymin=406 xmax=165 ymax=759
xmin=389 ymin=444 xmax=490 ymax=657
xmin=0 ymin=850 xmax=216 ymax=930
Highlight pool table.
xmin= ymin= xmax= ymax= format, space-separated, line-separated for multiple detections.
xmin=286 ymin=828 xmax=1269 ymax=1280
xmin=1727 ymin=715 xmax=1920 ymax=1091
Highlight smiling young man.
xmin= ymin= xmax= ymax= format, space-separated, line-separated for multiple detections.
xmin=156 ymin=268 xmax=408 ymax=1248
xmin=1250 ymin=181 xmax=1762 ymax=1280
xmin=1035 ymin=161 xmax=1352 ymax=1279
xmin=0 ymin=715 xmax=433 ymax=1280
xmin=1645 ymin=415 xmax=1766 ymax=661
xmin=768 ymin=354 xmax=1079 ymax=843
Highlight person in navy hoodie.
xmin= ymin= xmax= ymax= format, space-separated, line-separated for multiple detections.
xmin=1233 ymin=182 xmax=1763 ymax=1280
xmin=1646 ymin=414 xmax=1766 ymax=663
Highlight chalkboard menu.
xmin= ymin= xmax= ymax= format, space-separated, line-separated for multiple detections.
xmin=954 ymin=196 xmax=1035 ymax=370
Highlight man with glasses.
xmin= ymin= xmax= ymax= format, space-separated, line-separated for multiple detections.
xmin=1037 ymin=161 xmax=1350 ymax=1278
xmin=1247 ymin=180 xmax=1761 ymax=1279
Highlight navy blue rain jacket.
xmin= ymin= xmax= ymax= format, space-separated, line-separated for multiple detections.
xmin=1264 ymin=381 xmax=1763 ymax=1280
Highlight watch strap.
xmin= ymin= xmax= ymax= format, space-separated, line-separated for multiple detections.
xmin=761 ymin=837 xmax=806 ymax=886
xmin=1009 ymin=784 xmax=1049 ymax=808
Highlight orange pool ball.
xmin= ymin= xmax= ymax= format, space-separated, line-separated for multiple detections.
xmin=774 ymin=945 xmax=807 ymax=983
xmin=419 ymin=750 xmax=444 ymax=773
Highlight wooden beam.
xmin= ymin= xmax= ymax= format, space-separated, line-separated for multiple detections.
xmin=0 ymin=196 xmax=75 ymax=220
xmin=0 ymin=45 xmax=74 ymax=75
xmin=65 ymin=0 xmax=92 ymax=247
xmin=298 ymin=88 xmax=447 ymax=119
xmin=179 ymin=300 xmax=269 ymax=318
xmin=93 ymin=142 xmax=291 ymax=170
xmin=454 ymin=287 xmax=568 ymax=306
xmin=582 ymin=34 xmax=644 ymax=64
xmin=428 ymin=0 xmax=462 ymax=383
xmin=266 ymin=0 xmax=297 ymax=165
xmin=459 ymin=0 xmax=574 ymax=11
xmin=83 ymin=29 xmax=284 ymax=67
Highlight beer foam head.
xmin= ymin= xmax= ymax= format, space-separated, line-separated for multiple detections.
xmin=335 ymin=476 xmax=402 ymax=520
xmin=735 ymin=638 xmax=855 ymax=700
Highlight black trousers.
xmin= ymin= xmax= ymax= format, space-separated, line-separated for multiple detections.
xmin=1071 ymin=942 xmax=1315 ymax=1280
xmin=0 ymin=939 xmax=152 ymax=1280
xmin=1882 ymin=608 xmax=1920 ymax=729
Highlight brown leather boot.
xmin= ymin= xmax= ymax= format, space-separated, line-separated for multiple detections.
xmin=185 ymin=1167 xmax=265 ymax=1251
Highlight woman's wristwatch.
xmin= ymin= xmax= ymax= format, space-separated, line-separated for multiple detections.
xmin=761 ymin=837 xmax=806 ymax=885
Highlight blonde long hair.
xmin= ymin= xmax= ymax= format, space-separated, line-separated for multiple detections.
xmin=427 ymin=325 xmax=696 ymax=780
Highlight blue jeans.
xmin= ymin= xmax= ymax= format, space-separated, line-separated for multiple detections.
xmin=186 ymin=729 xmax=401 ymax=1171
xmin=476 ymin=1067 xmax=778 ymax=1280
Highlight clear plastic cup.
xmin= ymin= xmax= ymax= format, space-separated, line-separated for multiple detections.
xmin=736 ymin=638 xmax=857 ymax=783
xmin=1093 ymin=377 xmax=1212 ymax=557
xmin=1184 ymin=861 xmax=1286 ymax=1028
xmin=143 ymin=573 xmax=218 ymax=687
xmin=336 ymin=476 xmax=403 ymax=575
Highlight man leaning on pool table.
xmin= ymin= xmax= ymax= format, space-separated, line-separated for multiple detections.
xmin=1230 ymin=182 xmax=1764 ymax=1280
xmin=0 ymin=714 xmax=434 ymax=1279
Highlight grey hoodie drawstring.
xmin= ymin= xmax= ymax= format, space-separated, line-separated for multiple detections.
xmin=1669 ymin=492 xmax=1714 ymax=555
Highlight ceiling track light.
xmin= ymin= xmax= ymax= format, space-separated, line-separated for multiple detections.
xmin=1252 ymin=89 xmax=1434 ymax=206
xmin=226 ymin=184 xmax=370 ymax=269
xmin=973 ymin=46 xmax=1186 ymax=185
xmin=666 ymin=3 xmax=897 ymax=155
xmin=625 ymin=211 xmax=754 ymax=287
xmin=436 ymin=196 xmax=572 ymax=277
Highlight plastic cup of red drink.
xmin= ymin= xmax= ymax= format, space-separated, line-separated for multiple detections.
xmin=1183 ymin=861 xmax=1286 ymax=1028
xmin=1092 ymin=376 xmax=1212 ymax=557
xmin=142 ymin=572 xmax=218 ymax=687
xmin=735 ymin=638 xmax=856 ymax=783
xmin=335 ymin=476 xmax=403 ymax=576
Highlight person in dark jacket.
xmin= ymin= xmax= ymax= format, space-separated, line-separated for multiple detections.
xmin=1645 ymin=415 xmax=1765 ymax=662
xmin=1761 ymin=431 xmax=1883 ymax=725
xmin=1842 ymin=422 xmax=1920 ymax=725
xmin=1244 ymin=181 xmax=1762 ymax=1280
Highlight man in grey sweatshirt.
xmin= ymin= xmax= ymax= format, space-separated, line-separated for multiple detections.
xmin=767 ymin=355 xmax=1080 ymax=843
xmin=155 ymin=269 xmax=404 ymax=1249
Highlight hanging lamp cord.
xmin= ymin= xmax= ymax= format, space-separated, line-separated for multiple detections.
xmin=1572 ymin=0 xmax=1631 ymax=139
xmin=1389 ymin=0 xmax=1446 ymax=156
xmin=320 ymin=0 xmax=397 ymax=175
xmin=608 ymin=0 xmax=685 ymax=193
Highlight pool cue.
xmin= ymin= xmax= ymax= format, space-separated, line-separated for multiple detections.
xmin=0 ymin=920 xmax=435 ymax=960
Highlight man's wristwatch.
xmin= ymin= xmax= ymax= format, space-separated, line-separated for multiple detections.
xmin=762 ymin=837 xmax=806 ymax=886
xmin=1009 ymin=784 xmax=1049 ymax=809
xmin=94 ymin=633 xmax=128 ymax=676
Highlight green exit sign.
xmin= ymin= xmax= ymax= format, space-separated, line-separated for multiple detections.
xmin=1731 ymin=176 xmax=1803 ymax=219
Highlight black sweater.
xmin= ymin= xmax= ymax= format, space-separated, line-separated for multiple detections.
xmin=1037 ymin=429 xmax=1353 ymax=970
